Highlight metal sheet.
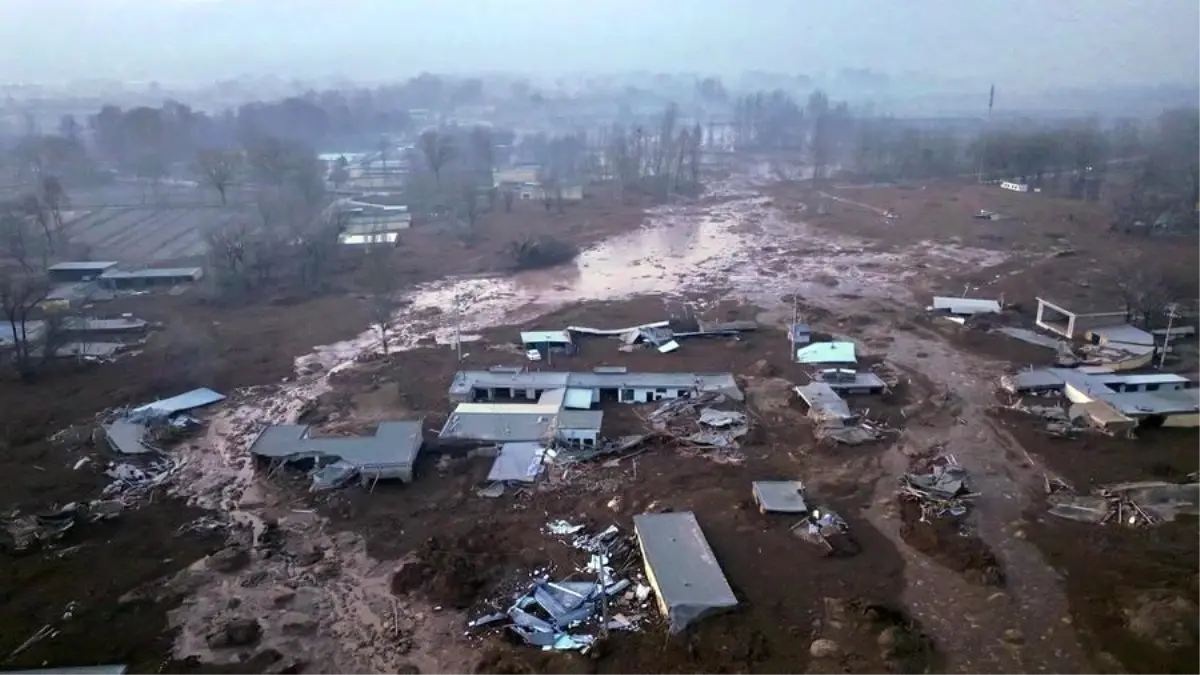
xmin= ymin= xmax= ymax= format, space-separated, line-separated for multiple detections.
xmin=487 ymin=442 xmax=546 ymax=482
xmin=132 ymin=388 xmax=225 ymax=415
xmin=633 ymin=511 xmax=738 ymax=633
xmin=752 ymin=481 xmax=808 ymax=513
xmin=796 ymin=342 xmax=856 ymax=364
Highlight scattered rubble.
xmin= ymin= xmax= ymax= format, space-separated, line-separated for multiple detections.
xmin=1047 ymin=476 xmax=1200 ymax=527
xmin=645 ymin=393 xmax=749 ymax=453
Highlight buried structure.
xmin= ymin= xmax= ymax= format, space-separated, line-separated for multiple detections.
xmin=633 ymin=511 xmax=738 ymax=633
xmin=247 ymin=420 xmax=425 ymax=487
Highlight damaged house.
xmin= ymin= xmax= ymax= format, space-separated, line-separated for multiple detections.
xmin=1033 ymin=297 xmax=1162 ymax=370
xmin=248 ymin=420 xmax=425 ymax=485
xmin=448 ymin=368 xmax=743 ymax=405
xmin=1003 ymin=368 xmax=1199 ymax=429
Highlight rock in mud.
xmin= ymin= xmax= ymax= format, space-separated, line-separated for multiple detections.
xmin=1124 ymin=591 xmax=1198 ymax=651
xmin=292 ymin=547 xmax=323 ymax=567
xmin=1002 ymin=628 xmax=1024 ymax=645
xmin=270 ymin=589 xmax=297 ymax=607
xmin=207 ymin=546 xmax=251 ymax=574
xmin=207 ymin=618 xmax=263 ymax=649
xmin=809 ymin=638 xmax=840 ymax=658
xmin=279 ymin=611 xmax=319 ymax=636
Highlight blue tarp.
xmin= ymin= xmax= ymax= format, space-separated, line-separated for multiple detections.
xmin=132 ymin=388 xmax=225 ymax=416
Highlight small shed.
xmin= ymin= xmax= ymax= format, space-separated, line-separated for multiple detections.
xmin=788 ymin=323 xmax=812 ymax=346
xmin=633 ymin=511 xmax=738 ymax=633
xmin=796 ymin=341 xmax=857 ymax=365
xmin=520 ymin=330 xmax=576 ymax=356
xmin=931 ymin=296 xmax=1002 ymax=316
xmin=47 ymin=261 xmax=119 ymax=283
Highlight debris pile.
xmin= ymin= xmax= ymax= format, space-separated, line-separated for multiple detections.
xmin=898 ymin=455 xmax=977 ymax=520
xmin=468 ymin=521 xmax=653 ymax=651
xmin=646 ymin=393 xmax=749 ymax=451
xmin=790 ymin=507 xmax=854 ymax=556
xmin=1047 ymin=477 xmax=1200 ymax=527
xmin=2 ymin=500 xmax=124 ymax=554
xmin=102 ymin=457 xmax=184 ymax=502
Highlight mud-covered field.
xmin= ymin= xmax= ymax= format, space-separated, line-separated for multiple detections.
xmin=1 ymin=158 xmax=1196 ymax=674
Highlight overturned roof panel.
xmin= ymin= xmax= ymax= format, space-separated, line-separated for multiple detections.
xmin=796 ymin=341 xmax=856 ymax=364
xmin=487 ymin=442 xmax=546 ymax=482
xmin=932 ymin=296 xmax=1002 ymax=315
xmin=249 ymin=421 xmax=424 ymax=481
xmin=794 ymin=383 xmax=853 ymax=421
xmin=132 ymin=388 xmax=225 ymax=415
xmin=104 ymin=420 xmax=152 ymax=454
xmin=633 ymin=511 xmax=738 ymax=633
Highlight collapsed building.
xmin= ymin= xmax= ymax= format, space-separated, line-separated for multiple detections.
xmin=1003 ymin=368 xmax=1199 ymax=429
xmin=448 ymin=368 xmax=743 ymax=405
xmin=247 ymin=420 xmax=425 ymax=487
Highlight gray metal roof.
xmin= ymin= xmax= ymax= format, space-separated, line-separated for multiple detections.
xmin=752 ymin=481 xmax=808 ymax=513
xmin=796 ymin=342 xmax=857 ymax=364
xmin=520 ymin=330 xmax=573 ymax=344
xmin=819 ymin=371 xmax=887 ymax=391
xmin=449 ymin=370 xmax=571 ymax=396
xmin=133 ymin=388 xmax=225 ymax=415
xmin=104 ymin=420 xmax=152 ymax=454
xmin=931 ymin=296 xmax=1002 ymax=315
xmin=249 ymin=421 xmax=424 ymax=480
xmin=633 ymin=511 xmax=738 ymax=633
xmin=1101 ymin=388 xmax=1200 ymax=417
xmin=794 ymin=382 xmax=853 ymax=419
xmin=556 ymin=410 xmax=604 ymax=430
xmin=47 ymin=261 xmax=120 ymax=272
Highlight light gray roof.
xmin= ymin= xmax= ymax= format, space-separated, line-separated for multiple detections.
xmin=931 ymin=296 xmax=1002 ymax=315
xmin=796 ymin=342 xmax=857 ymax=364
xmin=100 ymin=267 xmax=203 ymax=281
xmin=104 ymin=420 xmax=152 ymax=454
xmin=449 ymin=370 xmax=743 ymax=400
xmin=133 ymin=388 xmax=225 ymax=415
xmin=47 ymin=261 xmax=120 ymax=272
xmin=249 ymin=421 xmax=424 ymax=481
xmin=556 ymin=410 xmax=604 ymax=430
xmin=520 ymin=330 xmax=573 ymax=344
xmin=1101 ymin=389 xmax=1200 ymax=417
xmin=438 ymin=409 xmax=556 ymax=442
xmin=487 ymin=442 xmax=546 ymax=482
xmin=633 ymin=511 xmax=738 ymax=633
xmin=819 ymin=371 xmax=887 ymax=391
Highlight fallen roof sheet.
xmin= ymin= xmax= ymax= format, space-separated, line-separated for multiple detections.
xmin=104 ymin=420 xmax=153 ymax=455
xmin=752 ymin=481 xmax=808 ymax=513
xmin=487 ymin=442 xmax=547 ymax=482
xmin=132 ymin=388 xmax=225 ymax=416
xmin=633 ymin=511 xmax=738 ymax=633
xmin=249 ymin=421 xmax=424 ymax=481
xmin=931 ymin=296 xmax=1002 ymax=315
xmin=796 ymin=341 xmax=856 ymax=364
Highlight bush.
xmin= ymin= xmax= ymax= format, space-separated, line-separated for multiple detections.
xmin=506 ymin=236 xmax=579 ymax=270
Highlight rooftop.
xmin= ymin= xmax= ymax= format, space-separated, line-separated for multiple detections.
xmin=449 ymin=370 xmax=742 ymax=400
xmin=931 ymin=296 xmax=1002 ymax=315
xmin=47 ymin=261 xmax=119 ymax=272
xmin=248 ymin=421 xmax=424 ymax=480
xmin=796 ymin=341 xmax=857 ymax=364
xmin=633 ymin=511 xmax=738 ymax=633
xmin=100 ymin=267 xmax=203 ymax=281
xmin=520 ymin=330 xmax=573 ymax=345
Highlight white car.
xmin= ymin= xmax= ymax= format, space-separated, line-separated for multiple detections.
xmin=526 ymin=349 xmax=542 ymax=361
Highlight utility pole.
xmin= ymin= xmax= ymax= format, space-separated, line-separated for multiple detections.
xmin=1158 ymin=303 xmax=1178 ymax=370
xmin=452 ymin=292 xmax=463 ymax=361
xmin=976 ymin=84 xmax=995 ymax=184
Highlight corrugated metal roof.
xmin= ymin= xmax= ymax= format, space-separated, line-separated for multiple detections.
xmin=796 ymin=342 xmax=857 ymax=364
xmin=633 ymin=512 xmax=738 ymax=633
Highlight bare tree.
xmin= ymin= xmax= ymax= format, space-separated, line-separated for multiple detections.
xmin=363 ymin=246 xmax=400 ymax=354
xmin=0 ymin=266 xmax=51 ymax=380
xmin=502 ymin=188 xmax=516 ymax=212
xmin=807 ymin=90 xmax=831 ymax=187
xmin=419 ymin=130 xmax=456 ymax=186
xmin=459 ymin=184 xmax=481 ymax=228
xmin=0 ymin=202 xmax=44 ymax=272
xmin=329 ymin=156 xmax=351 ymax=190
xmin=195 ymin=149 xmax=241 ymax=205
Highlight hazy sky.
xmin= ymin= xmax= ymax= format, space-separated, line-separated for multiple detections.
xmin=2 ymin=0 xmax=1197 ymax=89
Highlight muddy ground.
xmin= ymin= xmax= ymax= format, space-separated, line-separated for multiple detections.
xmin=1 ymin=159 xmax=1197 ymax=673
